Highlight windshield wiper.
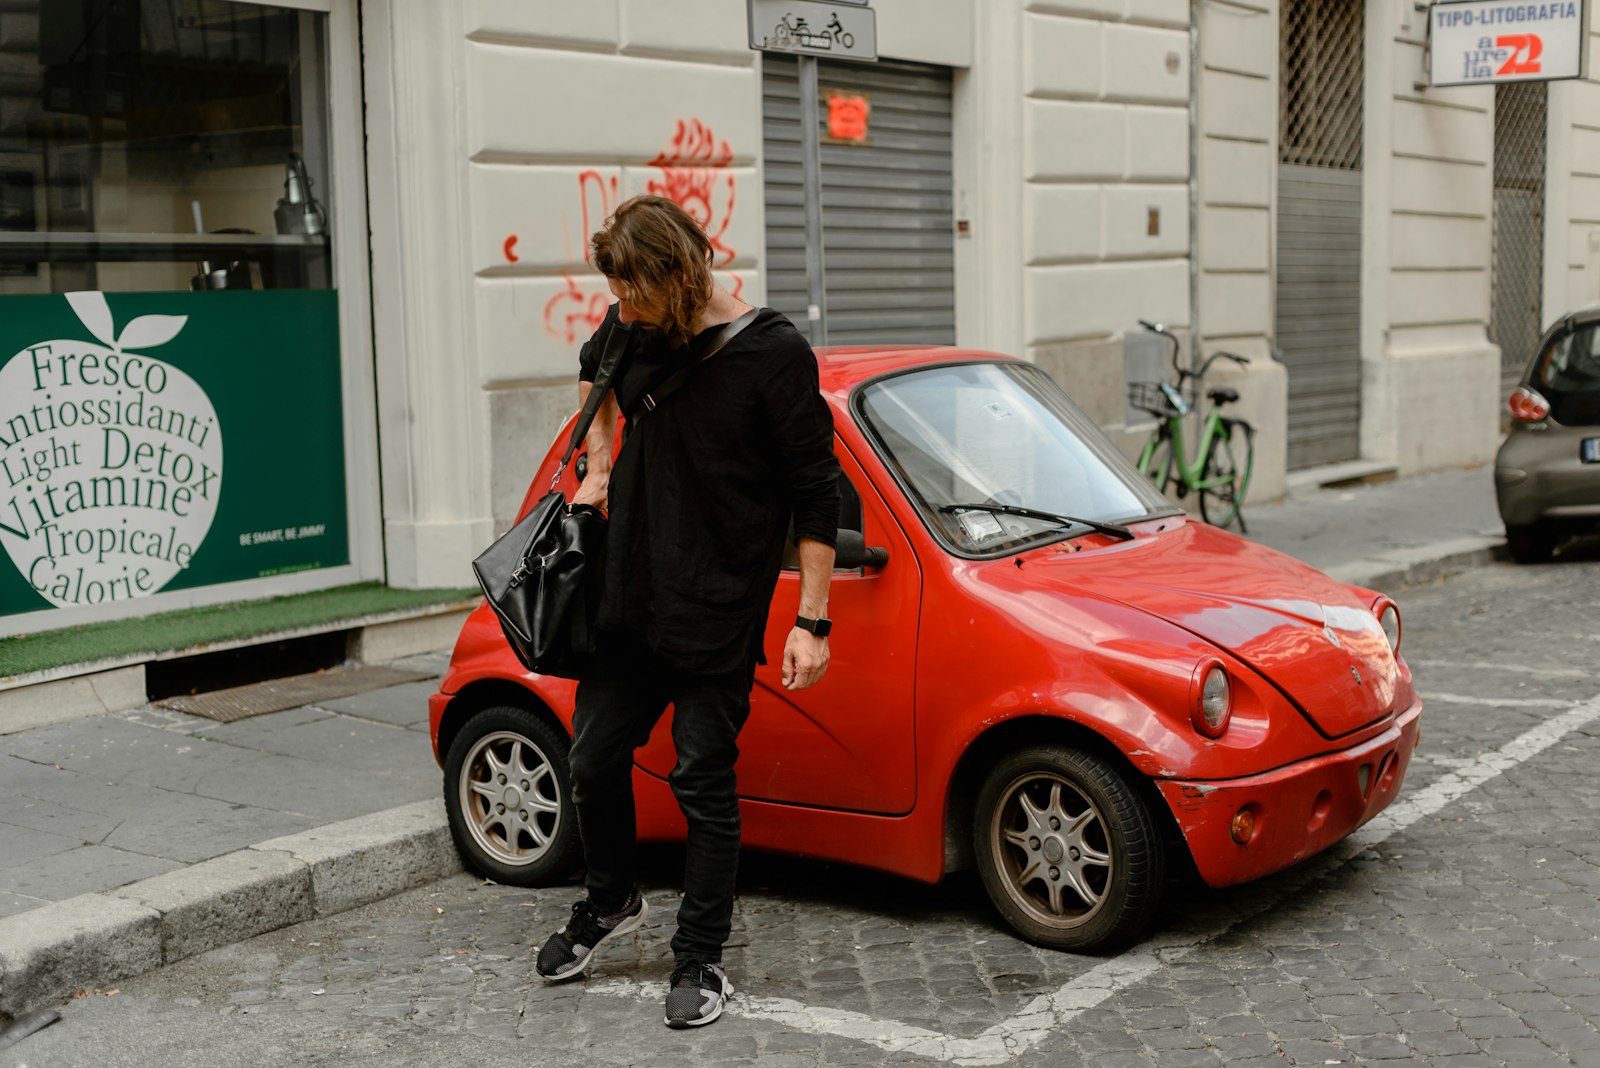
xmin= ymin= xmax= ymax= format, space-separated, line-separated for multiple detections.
xmin=937 ymin=503 xmax=1136 ymax=542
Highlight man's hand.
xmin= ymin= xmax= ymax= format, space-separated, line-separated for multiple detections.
xmin=572 ymin=473 xmax=609 ymax=512
xmin=782 ymin=628 xmax=829 ymax=690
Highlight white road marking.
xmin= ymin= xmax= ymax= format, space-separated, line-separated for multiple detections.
xmin=1414 ymin=659 xmax=1595 ymax=679
xmin=590 ymin=692 xmax=1600 ymax=1065
xmin=1424 ymin=691 xmax=1570 ymax=708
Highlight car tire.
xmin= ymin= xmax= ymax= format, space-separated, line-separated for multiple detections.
xmin=1505 ymin=522 xmax=1557 ymax=564
xmin=973 ymin=745 xmax=1165 ymax=952
xmin=443 ymin=705 xmax=580 ymax=886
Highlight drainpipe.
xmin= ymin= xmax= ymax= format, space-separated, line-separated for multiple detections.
xmin=1189 ymin=0 xmax=1201 ymax=376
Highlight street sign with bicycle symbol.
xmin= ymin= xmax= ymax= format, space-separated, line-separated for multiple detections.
xmin=748 ymin=0 xmax=877 ymax=62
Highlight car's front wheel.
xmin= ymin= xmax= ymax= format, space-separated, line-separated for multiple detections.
xmin=443 ymin=705 xmax=579 ymax=885
xmin=974 ymin=745 xmax=1165 ymax=952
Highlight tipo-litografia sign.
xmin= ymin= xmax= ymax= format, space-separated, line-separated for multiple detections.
xmin=1429 ymin=0 xmax=1585 ymax=86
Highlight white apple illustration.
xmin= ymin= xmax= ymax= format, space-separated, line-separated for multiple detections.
xmin=0 ymin=291 xmax=224 ymax=609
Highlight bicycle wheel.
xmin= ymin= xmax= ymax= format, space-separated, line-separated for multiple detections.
xmin=1137 ymin=431 xmax=1176 ymax=496
xmin=1198 ymin=419 xmax=1253 ymax=530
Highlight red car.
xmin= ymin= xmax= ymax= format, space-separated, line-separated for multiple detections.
xmin=429 ymin=349 xmax=1420 ymax=951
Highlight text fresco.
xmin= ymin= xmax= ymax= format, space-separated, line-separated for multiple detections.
xmin=0 ymin=290 xmax=347 ymax=620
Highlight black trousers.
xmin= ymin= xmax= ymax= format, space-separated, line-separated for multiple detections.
xmin=569 ymin=633 xmax=755 ymax=964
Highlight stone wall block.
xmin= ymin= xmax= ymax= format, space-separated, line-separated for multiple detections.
xmin=470 ymin=165 xmax=622 ymax=275
xmin=1200 ymin=207 xmax=1269 ymax=271
xmin=1126 ymin=105 xmax=1189 ymax=180
xmin=1389 ymin=269 xmax=1491 ymax=328
xmin=1026 ymin=14 xmax=1103 ymax=98
xmin=1199 ymin=270 xmax=1271 ymax=340
xmin=1201 ymin=138 xmax=1271 ymax=206
xmin=1026 ymin=0 xmax=1126 ymax=19
xmin=1026 ymin=259 xmax=1188 ymax=343
xmin=1200 ymin=68 xmax=1273 ymax=142
xmin=1391 ymin=214 xmax=1490 ymax=271
xmin=1391 ymin=156 xmax=1489 ymax=217
xmin=468 ymin=45 xmax=760 ymax=162
xmin=620 ymin=0 xmax=750 ymax=60
xmin=1394 ymin=99 xmax=1491 ymax=165
xmin=467 ymin=0 xmax=619 ymax=46
xmin=1201 ymin=3 xmax=1274 ymax=78
xmin=1026 ymin=100 xmax=1127 ymax=180
xmin=1025 ymin=185 xmax=1104 ymax=262
xmin=1104 ymin=184 xmax=1188 ymax=257
xmin=1124 ymin=0 xmax=1188 ymax=28
xmin=1103 ymin=24 xmax=1188 ymax=103
xmin=1034 ymin=337 xmax=1126 ymax=425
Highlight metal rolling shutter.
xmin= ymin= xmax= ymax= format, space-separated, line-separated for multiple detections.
xmin=762 ymin=55 xmax=956 ymax=345
xmin=1276 ymin=165 xmax=1362 ymax=468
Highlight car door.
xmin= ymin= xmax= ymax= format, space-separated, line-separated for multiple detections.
xmin=633 ymin=439 xmax=923 ymax=815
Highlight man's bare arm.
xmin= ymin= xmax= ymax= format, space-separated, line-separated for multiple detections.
xmin=782 ymin=536 xmax=834 ymax=691
xmin=573 ymin=380 xmax=618 ymax=511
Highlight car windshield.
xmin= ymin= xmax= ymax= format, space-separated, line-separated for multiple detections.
xmin=1537 ymin=323 xmax=1600 ymax=425
xmin=856 ymin=361 xmax=1177 ymax=555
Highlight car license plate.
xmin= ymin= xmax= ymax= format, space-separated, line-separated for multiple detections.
xmin=1584 ymin=438 xmax=1600 ymax=464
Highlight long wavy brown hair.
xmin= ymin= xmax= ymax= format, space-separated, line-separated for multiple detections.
xmin=591 ymin=195 xmax=715 ymax=348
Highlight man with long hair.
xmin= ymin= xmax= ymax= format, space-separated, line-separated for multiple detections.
xmin=534 ymin=196 xmax=841 ymax=1028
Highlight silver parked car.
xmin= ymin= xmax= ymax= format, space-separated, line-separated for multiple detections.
xmin=1495 ymin=306 xmax=1600 ymax=562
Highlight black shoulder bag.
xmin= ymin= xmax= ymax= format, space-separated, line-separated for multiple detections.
xmin=472 ymin=307 xmax=758 ymax=678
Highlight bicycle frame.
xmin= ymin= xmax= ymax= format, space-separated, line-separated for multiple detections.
xmin=1142 ymin=402 xmax=1238 ymax=493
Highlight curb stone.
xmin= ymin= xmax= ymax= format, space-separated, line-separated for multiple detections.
xmin=1324 ymin=536 xmax=1501 ymax=593
xmin=0 ymin=799 xmax=459 ymax=1024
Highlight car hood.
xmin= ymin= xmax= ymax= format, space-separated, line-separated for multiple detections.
xmin=1032 ymin=522 xmax=1398 ymax=737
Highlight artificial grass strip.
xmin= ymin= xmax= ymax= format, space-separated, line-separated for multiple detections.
xmin=0 ymin=582 xmax=480 ymax=678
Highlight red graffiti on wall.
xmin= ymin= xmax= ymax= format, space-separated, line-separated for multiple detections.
xmin=541 ymin=171 xmax=620 ymax=343
xmin=542 ymin=120 xmax=742 ymax=342
xmin=647 ymin=119 xmax=737 ymax=270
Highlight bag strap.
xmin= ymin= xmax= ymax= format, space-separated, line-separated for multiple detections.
xmin=551 ymin=311 xmax=634 ymax=489
xmin=633 ymin=307 xmax=760 ymax=419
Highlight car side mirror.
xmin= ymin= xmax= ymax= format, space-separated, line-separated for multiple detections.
xmin=834 ymin=528 xmax=888 ymax=569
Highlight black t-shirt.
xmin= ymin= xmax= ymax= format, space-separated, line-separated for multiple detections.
xmin=578 ymin=305 xmax=841 ymax=675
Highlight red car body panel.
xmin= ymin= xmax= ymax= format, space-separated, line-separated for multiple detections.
xmin=430 ymin=346 xmax=1422 ymax=890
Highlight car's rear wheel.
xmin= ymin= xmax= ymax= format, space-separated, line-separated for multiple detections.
xmin=443 ymin=705 xmax=579 ymax=885
xmin=1505 ymin=521 xmax=1557 ymax=564
xmin=974 ymin=745 xmax=1165 ymax=952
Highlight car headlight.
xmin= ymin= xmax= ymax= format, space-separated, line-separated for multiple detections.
xmin=1377 ymin=602 xmax=1401 ymax=652
xmin=1190 ymin=661 xmax=1232 ymax=738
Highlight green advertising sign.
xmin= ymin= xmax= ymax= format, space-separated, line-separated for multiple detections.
xmin=0 ymin=290 xmax=348 ymax=619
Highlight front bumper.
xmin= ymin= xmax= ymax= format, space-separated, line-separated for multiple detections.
xmin=1157 ymin=699 xmax=1422 ymax=888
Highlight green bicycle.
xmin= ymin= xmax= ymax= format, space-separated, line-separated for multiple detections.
xmin=1130 ymin=319 xmax=1256 ymax=532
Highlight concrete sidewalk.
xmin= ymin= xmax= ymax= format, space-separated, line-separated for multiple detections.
xmin=0 ymin=463 xmax=1507 ymax=1024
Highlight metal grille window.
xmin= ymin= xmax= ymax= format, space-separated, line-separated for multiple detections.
xmin=1490 ymin=81 xmax=1548 ymax=393
xmin=1280 ymin=0 xmax=1363 ymax=170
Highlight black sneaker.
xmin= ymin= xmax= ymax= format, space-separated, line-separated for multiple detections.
xmin=534 ymin=890 xmax=648 ymax=982
xmin=664 ymin=960 xmax=733 ymax=1028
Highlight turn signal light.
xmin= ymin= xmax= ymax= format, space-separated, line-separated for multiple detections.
xmin=1230 ymin=807 xmax=1255 ymax=844
xmin=1508 ymin=386 xmax=1550 ymax=423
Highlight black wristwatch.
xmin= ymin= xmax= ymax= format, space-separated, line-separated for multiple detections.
xmin=795 ymin=614 xmax=832 ymax=638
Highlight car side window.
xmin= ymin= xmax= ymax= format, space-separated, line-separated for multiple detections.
xmin=782 ymin=469 xmax=863 ymax=571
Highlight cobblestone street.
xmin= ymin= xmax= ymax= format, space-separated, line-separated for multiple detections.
xmin=7 ymin=555 xmax=1600 ymax=1068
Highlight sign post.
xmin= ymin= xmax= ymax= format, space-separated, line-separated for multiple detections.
xmin=1428 ymin=0 xmax=1585 ymax=87
xmin=750 ymin=1 xmax=878 ymax=348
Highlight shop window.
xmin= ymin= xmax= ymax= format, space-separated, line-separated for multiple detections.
xmin=0 ymin=0 xmax=333 ymax=295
